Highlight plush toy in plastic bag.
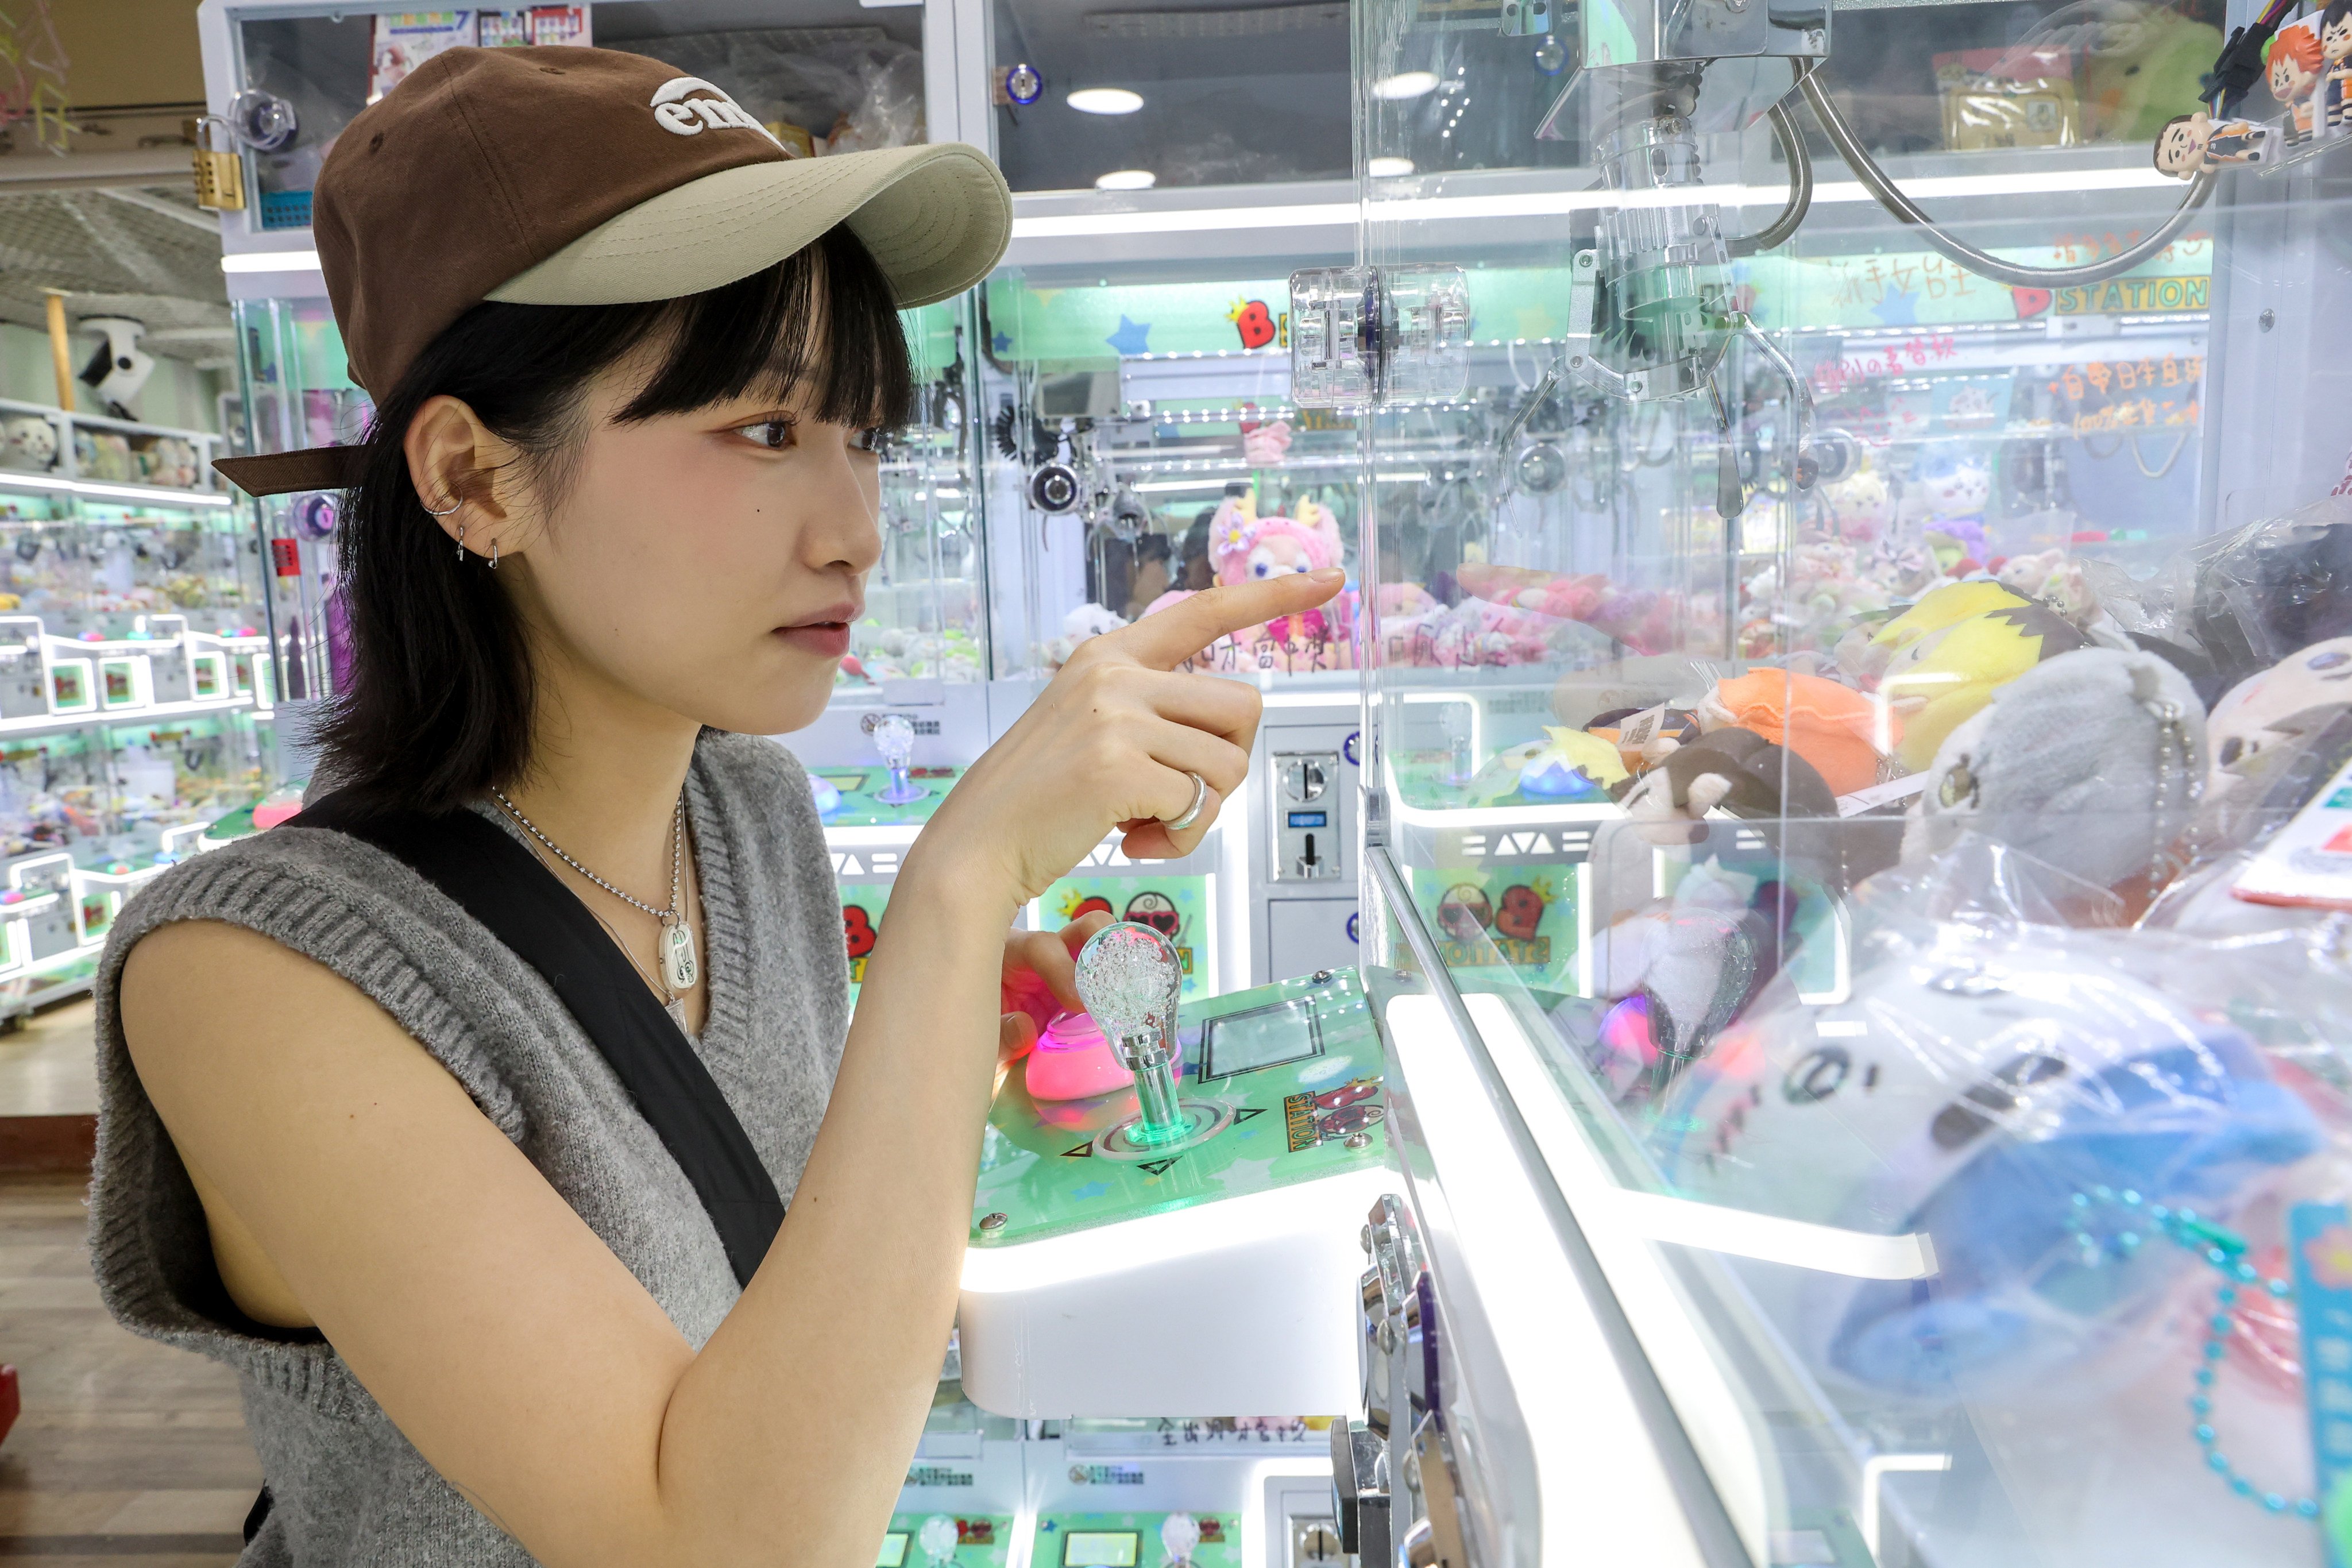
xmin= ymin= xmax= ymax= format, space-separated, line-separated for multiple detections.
xmin=1906 ymin=647 xmax=2206 ymax=898
xmin=1651 ymin=933 xmax=2322 ymax=1400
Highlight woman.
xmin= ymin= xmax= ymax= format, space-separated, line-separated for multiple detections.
xmin=92 ymin=47 xmax=1337 ymax=1567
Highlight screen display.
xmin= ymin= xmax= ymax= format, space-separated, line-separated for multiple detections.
xmin=1199 ymin=995 xmax=1324 ymax=1079
xmin=1064 ymin=1532 xmax=1141 ymax=1568
xmin=1287 ymin=810 xmax=1329 ymax=828
xmin=877 ymin=1535 xmax=910 ymax=1568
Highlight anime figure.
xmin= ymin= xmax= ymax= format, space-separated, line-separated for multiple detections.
xmin=2324 ymin=0 xmax=2352 ymax=131
xmin=1820 ymin=464 xmax=1893 ymax=544
xmin=2270 ymin=20 xmax=2324 ymax=145
xmin=2152 ymin=109 xmax=2280 ymax=177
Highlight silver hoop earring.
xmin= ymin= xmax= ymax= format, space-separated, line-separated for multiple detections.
xmin=423 ymin=494 xmax=461 ymax=516
xmin=489 ymin=539 xmax=499 ymax=570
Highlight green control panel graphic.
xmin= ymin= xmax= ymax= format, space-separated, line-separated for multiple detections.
xmin=971 ymin=969 xmax=1388 ymax=1246
xmin=878 ymin=1512 xmax=1015 ymax=1568
xmin=1033 ymin=1511 xmax=1244 ymax=1568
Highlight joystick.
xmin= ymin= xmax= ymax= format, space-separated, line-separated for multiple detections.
xmin=1073 ymin=922 xmax=1232 ymax=1156
xmin=918 ymin=1515 xmax=960 ymax=1567
xmin=1158 ymin=1513 xmax=1201 ymax=1567
xmin=863 ymin=711 xmax=927 ymax=805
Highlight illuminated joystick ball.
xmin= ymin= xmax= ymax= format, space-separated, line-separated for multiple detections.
xmin=863 ymin=711 xmax=926 ymax=806
xmin=918 ymin=1515 xmax=960 ymax=1566
xmin=1075 ymin=921 xmax=1188 ymax=1146
xmin=1160 ymin=1513 xmax=1201 ymax=1567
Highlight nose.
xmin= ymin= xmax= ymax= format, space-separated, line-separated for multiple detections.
xmin=800 ymin=427 xmax=884 ymax=578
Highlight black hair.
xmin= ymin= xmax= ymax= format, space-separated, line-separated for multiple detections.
xmin=323 ymin=224 xmax=912 ymax=815
xmin=2152 ymin=112 xmax=2196 ymax=172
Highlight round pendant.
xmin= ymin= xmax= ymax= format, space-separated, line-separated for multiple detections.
xmin=661 ymin=922 xmax=700 ymax=992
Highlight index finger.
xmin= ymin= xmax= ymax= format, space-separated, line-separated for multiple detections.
xmin=1115 ymin=569 xmax=1345 ymax=671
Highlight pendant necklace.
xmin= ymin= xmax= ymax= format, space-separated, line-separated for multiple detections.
xmin=492 ymin=787 xmax=701 ymax=1019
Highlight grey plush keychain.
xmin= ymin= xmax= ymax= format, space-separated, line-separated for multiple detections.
xmin=1905 ymin=647 xmax=2207 ymax=894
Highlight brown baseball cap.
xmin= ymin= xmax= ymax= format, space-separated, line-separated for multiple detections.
xmin=216 ymin=45 xmax=1010 ymax=499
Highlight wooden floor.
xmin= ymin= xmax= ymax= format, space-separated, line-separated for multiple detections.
xmin=0 ymin=1174 xmax=257 ymax=1565
xmin=0 ymin=1001 xmax=100 ymax=1119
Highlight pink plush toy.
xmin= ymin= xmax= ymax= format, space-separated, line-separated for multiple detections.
xmin=1152 ymin=496 xmax=1353 ymax=671
xmin=1241 ymin=418 xmax=1292 ymax=468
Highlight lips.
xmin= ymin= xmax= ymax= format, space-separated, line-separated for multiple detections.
xmin=777 ymin=603 xmax=858 ymax=660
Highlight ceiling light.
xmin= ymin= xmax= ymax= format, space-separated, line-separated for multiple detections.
xmin=1373 ymin=71 xmax=1439 ymax=99
xmin=1368 ymin=156 xmax=1415 ymax=177
xmin=1095 ymin=168 xmax=1157 ymax=190
xmin=1067 ymin=87 xmax=1144 ymax=114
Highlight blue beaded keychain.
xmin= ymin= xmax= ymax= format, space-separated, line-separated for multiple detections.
xmin=2067 ymin=1186 xmax=2318 ymax=1520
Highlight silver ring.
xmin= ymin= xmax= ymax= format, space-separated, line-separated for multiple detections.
xmin=1163 ymin=771 xmax=1207 ymax=832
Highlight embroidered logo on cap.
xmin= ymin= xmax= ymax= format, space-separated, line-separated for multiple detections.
xmin=650 ymin=78 xmax=781 ymax=146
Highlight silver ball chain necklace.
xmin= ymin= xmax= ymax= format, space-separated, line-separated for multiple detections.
xmin=491 ymin=787 xmax=702 ymax=1013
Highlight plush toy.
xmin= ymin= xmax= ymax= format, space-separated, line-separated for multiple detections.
xmin=2085 ymin=5 xmax=2223 ymax=140
xmin=1881 ymin=600 xmax=2090 ymax=770
xmin=1909 ymin=451 xmax=1992 ymax=573
xmin=1620 ymin=728 xmax=1837 ymax=844
xmin=0 ymin=415 xmax=56 ymax=472
xmin=1515 ymin=725 xmax=1631 ymax=799
xmin=1651 ymin=939 xmax=2322 ymax=1399
xmin=1587 ymin=702 xmax=1702 ymax=774
xmin=2202 ymin=637 xmax=2352 ymax=800
xmin=1841 ymin=580 xmax=2033 ymax=684
xmin=1905 ymin=648 xmax=2207 ymax=893
xmin=1821 ymin=464 xmax=1893 ymax=545
xmin=1038 ymin=601 xmax=1129 ymax=670
xmin=1701 ymin=669 xmax=1894 ymax=797
xmin=1240 ymin=418 xmax=1292 ymax=468
xmin=1454 ymin=561 xmax=1677 ymax=656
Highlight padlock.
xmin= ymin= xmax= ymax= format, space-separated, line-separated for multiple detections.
xmin=188 ymin=115 xmax=244 ymax=213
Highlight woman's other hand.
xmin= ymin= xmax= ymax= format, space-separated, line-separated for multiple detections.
xmin=998 ymin=910 xmax=1114 ymax=1060
xmin=922 ymin=569 xmax=1343 ymax=907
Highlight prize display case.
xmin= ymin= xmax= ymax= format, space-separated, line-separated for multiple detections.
xmin=1318 ymin=0 xmax=2352 ymax=1565
xmin=0 ymin=401 xmax=271 ymax=1014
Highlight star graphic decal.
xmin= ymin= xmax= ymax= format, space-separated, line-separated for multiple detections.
xmin=1104 ymin=315 xmax=1153 ymax=356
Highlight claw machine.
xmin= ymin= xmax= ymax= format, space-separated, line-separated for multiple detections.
xmin=0 ymin=395 xmax=269 ymax=1018
xmin=1301 ymin=0 xmax=2352 ymax=1562
xmin=974 ymin=0 xmax=1377 ymax=990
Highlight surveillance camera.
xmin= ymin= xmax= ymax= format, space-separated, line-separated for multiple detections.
xmin=76 ymin=317 xmax=156 ymax=419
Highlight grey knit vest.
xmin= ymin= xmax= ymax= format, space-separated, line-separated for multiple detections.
xmin=87 ymin=731 xmax=849 ymax=1565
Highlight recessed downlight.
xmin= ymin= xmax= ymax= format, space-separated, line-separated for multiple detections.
xmin=1068 ymin=87 xmax=1145 ymax=114
xmin=1095 ymin=169 xmax=1157 ymax=190
xmin=1372 ymin=71 xmax=1439 ymax=99
xmin=1368 ymin=157 xmax=1415 ymax=177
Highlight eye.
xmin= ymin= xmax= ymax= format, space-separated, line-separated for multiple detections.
xmin=733 ymin=418 xmax=795 ymax=451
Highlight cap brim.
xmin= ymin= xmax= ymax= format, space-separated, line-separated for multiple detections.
xmin=483 ymin=141 xmax=1011 ymax=311
xmin=216 ymin=448 xmax=366 ymax=498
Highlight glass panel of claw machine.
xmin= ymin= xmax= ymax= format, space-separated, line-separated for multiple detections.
xmin=1326 ymin=0 xmax=2352 ymax=1565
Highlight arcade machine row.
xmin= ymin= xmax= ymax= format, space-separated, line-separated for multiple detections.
xmin=1270 ymin=0 xmax=2352 ymax=1565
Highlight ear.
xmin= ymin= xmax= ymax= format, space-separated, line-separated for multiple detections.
xmin=404 ymin=395 xmax=527 ymax=559
xmin=1685 ymin=772 xmax=1735 ymax=817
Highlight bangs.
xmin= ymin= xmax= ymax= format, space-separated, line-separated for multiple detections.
xmin=616 ymin=225 xmax=914 ymax=430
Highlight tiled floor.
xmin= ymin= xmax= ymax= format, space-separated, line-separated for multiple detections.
xmin=0 ymin=1001 xmax=99 ymax=1119
xmin=0 ymin=1174 xmax=257 ymax=1565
